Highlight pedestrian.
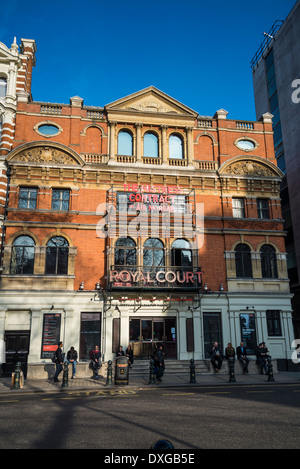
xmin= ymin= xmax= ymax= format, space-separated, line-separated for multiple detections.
xmin=66 ymin=346 xmax=78 ymax=378
xmin=126 ymin=344 xmax=134 ymax=367
xmin=53 ymin=341 xmax=64 ymax=382
xmin=210 ymin=341 xmax=223 ymax=372
xmin=90 ymin=345 xmax=101 ymax=379
xmin=153 ymin=344 xmax=164 ymax=382
xmin=225 ymin=342 xmax=236 ymax=361
xmin=255 ymin=342 xmax=268 ymax=374
xmin=236 ymin=341 xmax=249 ymax=374
xmin=116 ymin=345 xmax=125 ymax=357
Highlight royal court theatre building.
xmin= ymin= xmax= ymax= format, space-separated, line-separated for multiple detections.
xmin=0 ymin=38 xmax=295 ymax=378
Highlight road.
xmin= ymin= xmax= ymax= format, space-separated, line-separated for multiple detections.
xmin=1 ymin=383 xmax=300 ymax=450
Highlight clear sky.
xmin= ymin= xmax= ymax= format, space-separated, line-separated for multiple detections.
xmin=0 ymin=0 xmax=297 ymax=121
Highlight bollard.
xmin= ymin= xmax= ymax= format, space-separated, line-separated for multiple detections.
xmin=106 ymin=360 xmax=112 ymax=386
xmin=149 ymin=359 xmax=155 ymax=384
xmin=13 ymin=362 xmax=21 ymax=390
xmin=267 ymin=356 xmax=275 ymax=382
xmin=62 ymin=362 xmax=69 ymax=388
xmin=228 ymin=357 xmax=236 ymax=383
xmin=190 ymin=359 xmax=196 ymax=384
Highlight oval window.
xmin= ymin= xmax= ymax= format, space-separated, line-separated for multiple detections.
xmin=237 ymin=139 xmax=255 ymax=151
xmin=37 ymin=124 xmax=60 ymax=136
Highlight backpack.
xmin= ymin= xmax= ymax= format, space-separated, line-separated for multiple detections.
xmin=51 ymin=351 xmax=57 ymax=363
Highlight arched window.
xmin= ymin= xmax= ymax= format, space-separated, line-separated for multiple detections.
xmin=118 ymin=130 xmax=133 ymax=156
xmin=235 ymin=244 xmax=252 ymax=278
xmin=260 ymin=245 xmax=278 ymax=278
xmin=143 ymin=132 xmax=159 ymax=158
xmin=45 ymin=236 xmax=69 ymax=275
xmin=0 ymin=77 xmax=7 ymax=98
xmin=10 ymin=235 xmax=35 ymax=275
xmin=171 ymin=239 xmax=192 ymax=267
xmin=143 ymin=238 xmax=164 ymax=268
xmin=169 ymin=134 xmax=183 ymax=159
xmin=114 ymin=237 xmax=136 ymax=266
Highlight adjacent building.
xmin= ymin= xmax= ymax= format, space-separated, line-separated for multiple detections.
xmin=251 ymin=0 xmax=300 ymax=337
xmin=0 ymin=38 xmax=295 ymax=378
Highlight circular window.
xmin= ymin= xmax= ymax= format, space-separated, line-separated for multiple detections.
xmin=236 ymin=139 xmax=256 ymax=151
xmin=38 ymin=124 xmax=59 ymax=136
xmin=34 ymin=121 xmax=63 ymax=137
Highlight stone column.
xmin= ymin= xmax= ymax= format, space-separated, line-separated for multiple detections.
xmin=135 ymin=122 xmax=143 ymax=162
xmin=28 ymin=309 xmax=42 ymax=363
xmin=161 ymin=125 xmax=168 ymax=164
xmin=109 ymin=121 xmax=117 ymax=161
xmin=186 ymin=126 xmax=194 ymax=166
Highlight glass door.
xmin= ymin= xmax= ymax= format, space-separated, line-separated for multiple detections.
xmin=129 ymin=317 xmax=177 ymax=359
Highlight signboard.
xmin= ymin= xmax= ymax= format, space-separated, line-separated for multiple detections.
xmin=120 ymin=184 xmax=187 ymax=214
xmin=240 ymin=313 xmax=257 ymax=355
xmin=41 ymin=313 xmax=61 ymax=359
xmin=110 ymin=268 xmax=202 ymax=288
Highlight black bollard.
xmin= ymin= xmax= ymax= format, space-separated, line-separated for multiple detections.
xmin=62 ymin=362 xmax=69 ymax=387
xmin=190 ymin=359 xmax=196 ymax=384
xmin=106 ymin=360 xmax=112 ymax=386
xmin=149 ymin=359 xmax=155 ymax=384
xmin=13 ymin=362 xmax=21 ymax=390
xmin=228 ymin=357 xmax=236 ymax=383
xmin=267 ymin=356 xmax=275 ymax=382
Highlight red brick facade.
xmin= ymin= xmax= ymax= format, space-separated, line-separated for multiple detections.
xmin=0 ymin=40 xmax=294 ymax=370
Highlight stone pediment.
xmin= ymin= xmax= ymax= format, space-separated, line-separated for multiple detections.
xmin=105 ymin=86 xmax=198 ymax=118
xmin=218 ymin=156 xmax=284 ymax=179
xmin=0 ymin=40 xmax=20 ymax=63
xmin=6 ymin=142 xmax=84 ymax=166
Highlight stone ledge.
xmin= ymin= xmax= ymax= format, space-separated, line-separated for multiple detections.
xmin=205 ymin=358 xmax=278 ymax=374
xmin=27 ymin=362 xmax=107 ymax=380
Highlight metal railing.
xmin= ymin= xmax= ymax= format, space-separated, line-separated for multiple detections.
xmin=250 ymin=20 xmax=284 ymax=70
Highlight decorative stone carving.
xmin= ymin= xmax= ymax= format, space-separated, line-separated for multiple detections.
xmin=127 ymin=102 xmax=176 ymax=114
xmin=223 ymin=160 xmax=274 ymax=177
xmin=12 ymin=146 xmax=77 ymax=165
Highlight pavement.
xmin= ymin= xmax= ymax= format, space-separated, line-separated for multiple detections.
xmin=1 ymin=369 xmax=300 ymax=394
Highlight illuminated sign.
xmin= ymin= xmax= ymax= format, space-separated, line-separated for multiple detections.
xmin=121 ymin=184 xmax=186 ymax=213
xmin=123 ymin=184 xmax=183 ymax=194
xmin=110 ymin=269 xmax=203 ymax=286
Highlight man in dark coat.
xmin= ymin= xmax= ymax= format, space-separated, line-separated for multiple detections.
xmin=210 ymin=341 xmax=223 ymax=372
xmin=53 ymin=341 xmax=64 ymax=382
xmin=90 ymin=345 xmax=101 ymax=379
xmin=67 ymin=346 xmax=78 ymax=378
xmin=153 ymin=345 xmax=165 ymax=382
xmin=236 ymin=341 xmax=249 ymax=374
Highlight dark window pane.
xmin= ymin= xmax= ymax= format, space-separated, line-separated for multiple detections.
xmin=52 ymin=189 xmax=70 ymax=211
xmin=235 ymin=244 xmax=253 ymax=278
xmin=10 ymin=236 xmax=35 ymax=274
xmin=19 ymin=188 xmax=37 ymax=209
xmin=260 ymin=245 xmax=278 ymax=278
xmin=45 ymin=236 xmax=69 ymax=275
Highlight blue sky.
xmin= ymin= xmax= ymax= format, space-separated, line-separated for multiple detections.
xmin=0 ymin=0 xmax=297 ymax=121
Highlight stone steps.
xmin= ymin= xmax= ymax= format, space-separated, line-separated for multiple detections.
xmin=128 ymin=360 xmax=210 ymax=375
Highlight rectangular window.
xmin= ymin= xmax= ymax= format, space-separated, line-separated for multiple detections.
xmin=19 ymin=187 xmax=38 ymax=209
xmin=203 ymin=312 xmax=222 ymax=359
xmin=80 ymin=312 xmax=101 ymax=361
xmin=257 ymin=199 xmax=270 ymax=219
xmin=232 ymin=198 xmax=245 ymax=218
xmin=52 ymin=189 xmax=70 ymax=211
xmin=266 ymin=310 xmax=282 ymax=336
